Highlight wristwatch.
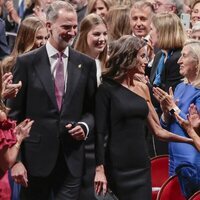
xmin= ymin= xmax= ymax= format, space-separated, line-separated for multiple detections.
xmin=169 ymin=106 xmax=179 ymax=115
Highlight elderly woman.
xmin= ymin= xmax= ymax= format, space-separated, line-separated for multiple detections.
xmin=94 ymin=35 xmax=192 ymax=200
xmin=153 ymin=40 xmax=200 ymax=198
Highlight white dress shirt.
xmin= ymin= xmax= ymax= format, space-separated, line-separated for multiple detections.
xmin=45 ymin=41 xmax=89 ymax=139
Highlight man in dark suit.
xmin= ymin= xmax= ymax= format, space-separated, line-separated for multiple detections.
xmin=0 ymin=18 xmax=10 ymax=59
xmin=7 ymin=1 xmax=97 ymax=199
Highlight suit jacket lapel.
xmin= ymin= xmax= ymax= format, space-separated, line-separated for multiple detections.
xmin=62 ymin=49 xmax=81 ymax=109
xmin=150 ymin=51 xmax=162 ymax=83
xmin=33 ymin=46 xmax=58 ymax=109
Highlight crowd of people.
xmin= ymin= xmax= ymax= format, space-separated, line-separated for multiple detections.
xmin=1 ymin=0 xmax=200 ymax=200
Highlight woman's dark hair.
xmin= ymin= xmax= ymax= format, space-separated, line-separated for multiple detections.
xmin=103 ymin=35 xmax=146 ymax=80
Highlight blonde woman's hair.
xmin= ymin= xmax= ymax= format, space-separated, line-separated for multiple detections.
xmin=87 ymin=0 xmax=115 ymax=15
xmin=183 ymin=40 xmax=200 ymax=88
xmin=106 ymin=6 xmax=132 ymax=42
xmin=2 ymin=16 xmax=46 ymax=73
xmin=152 ymin=13 xmax=187 ymax=50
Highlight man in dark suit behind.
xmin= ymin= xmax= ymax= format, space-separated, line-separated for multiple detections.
xmin=7 ymin=1 xmax=97 ymax=199
xmin=0 ymin=18 xmax=10 ymax=59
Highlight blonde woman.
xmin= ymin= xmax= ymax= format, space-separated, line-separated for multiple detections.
xmin=148 ymin=13 xmax=187 ymax=156
xmin=87 ymin=0 xmax=114 ymax=20
xmin=106 ymin=6 xmax=132 ymax=43
xmin=2 ymin=16 xmax=48 ymax=73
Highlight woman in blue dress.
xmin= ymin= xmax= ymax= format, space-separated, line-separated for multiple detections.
xmin=153 ymin=40 xmax=200 ymax=198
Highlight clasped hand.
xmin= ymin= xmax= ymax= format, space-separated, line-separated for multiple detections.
xmin=65 ymin=123 xmax=86 ymax=140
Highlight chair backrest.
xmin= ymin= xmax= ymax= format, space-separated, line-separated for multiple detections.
xmin=151 ymin=155 xmax=169 ymax=187
xmin=5 ymin=31 xmax=17 ymax=51
xmin=156 ymin=175 xmax=186 ymax=200
xmin=189 ymin=191 xmax=200 ymax=200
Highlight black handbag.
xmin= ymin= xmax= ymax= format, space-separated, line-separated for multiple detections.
xmin=94 ymin=188 xmax=119 ymax=200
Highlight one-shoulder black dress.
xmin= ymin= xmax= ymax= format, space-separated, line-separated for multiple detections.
xmin=95 ymin=78 xmax=151 ymax=200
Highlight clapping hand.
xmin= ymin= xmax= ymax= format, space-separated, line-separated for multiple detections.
xmin=175 ymin=104 xmax=200 ymax=136
xmin=153 ymin=87 xmax=177 ymax=112
xmin=15 ymin=119 xmax=34 ymax=143
xmin=2 ymin=73 xmax=22 ymax=99
xmin=4 ymin=0 xmax=21 ymax=24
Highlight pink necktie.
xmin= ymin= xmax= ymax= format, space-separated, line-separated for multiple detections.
xmin=54 ymin=52 xmax=64 ymax=110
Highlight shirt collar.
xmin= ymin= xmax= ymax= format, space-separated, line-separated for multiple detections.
xmin=46 ymin=41 xmax=69 ymax=58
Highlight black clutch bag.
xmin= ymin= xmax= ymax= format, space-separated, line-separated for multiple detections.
xmin=94 ymin=188 xmax=119 ymax=200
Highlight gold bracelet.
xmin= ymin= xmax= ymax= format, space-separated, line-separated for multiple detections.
xmin=14 ymin=142 xmax=20 ymax=150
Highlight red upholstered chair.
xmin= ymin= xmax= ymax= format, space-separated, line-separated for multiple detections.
xmin=189 ymin=191 xmax=200 ymax=200
xmin=156 ymin=175 xmax=186 ymax=200
xmin=151 ymin=155 xmax=169 ymax=200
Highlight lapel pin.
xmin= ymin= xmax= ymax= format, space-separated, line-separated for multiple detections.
xmin=78 ymin=64 xmax=82 ymax=68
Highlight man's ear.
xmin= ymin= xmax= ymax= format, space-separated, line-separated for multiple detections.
xmin=46 ymin=21 xmax=52 ymax=31
xmin=170 ymin=5 xmax=177 ymax=13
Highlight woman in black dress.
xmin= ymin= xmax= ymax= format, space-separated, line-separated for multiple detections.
xmin=94 ymin=35 xmax=193 ymax=200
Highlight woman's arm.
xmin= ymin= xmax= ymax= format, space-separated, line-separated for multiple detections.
xmin=94 ymin=84 xmax=110 ymax=194
xmin=0 ymin=119 xmax=34 ymax=172
xmin=140 ymin=85 xmax=192 ymax=143
xmin=147 ymin=100 xmax=191 ymax=143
